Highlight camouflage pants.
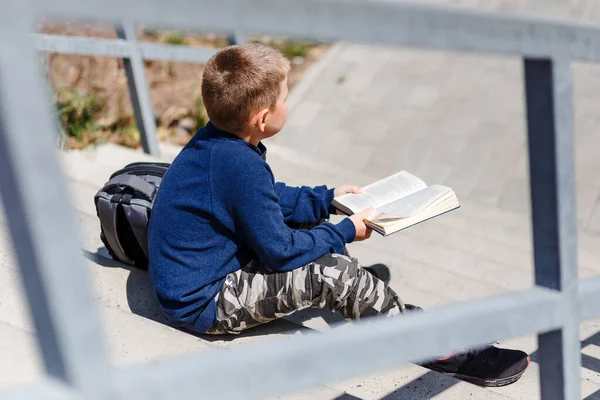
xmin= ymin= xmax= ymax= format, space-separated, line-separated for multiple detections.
xmin=205 ymin=253 xmax=406 ymax=335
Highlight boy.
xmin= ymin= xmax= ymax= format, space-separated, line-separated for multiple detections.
xmin=148 ymin=43 xmax=529 ymax=387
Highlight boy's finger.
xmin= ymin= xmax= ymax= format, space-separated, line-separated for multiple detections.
xmin=362 ymin=207 xmax=376 ymax=219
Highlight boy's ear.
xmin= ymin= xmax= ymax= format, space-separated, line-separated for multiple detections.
xmin=254 ymin=107 xmax=270 ymax=133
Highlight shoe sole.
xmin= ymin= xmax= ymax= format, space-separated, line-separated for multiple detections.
xmin=424 ymin=356 xmax=530 ymax=387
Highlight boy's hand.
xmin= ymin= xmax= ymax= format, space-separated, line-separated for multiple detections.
xmin=334 ymin=185 xmax=363 ymax=197
xmin=334 ymin=185 xmax=364 ymax=215
xmin=348 ymin=208 xmax=375 ymax=242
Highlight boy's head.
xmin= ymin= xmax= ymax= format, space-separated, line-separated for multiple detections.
xmin=201 ymin=43 xmax=291 ymax=140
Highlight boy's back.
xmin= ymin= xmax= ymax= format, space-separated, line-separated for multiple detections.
xmin=149 ymin=124 xmax=265 ymax=332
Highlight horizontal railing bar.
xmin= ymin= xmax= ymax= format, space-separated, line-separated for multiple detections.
xmin=578 ymin=276 xmax=600 ymax=320
xmin=33 ymin=0 xmax=600 ymax=62
xmin=137 ymin=42 xmax=216 ymax=63
xmin=35 ymin=34 xmax=131 ymax=57
xmin=115 ymin=288 xmax=563 ymax=400
xmin=35 ymin=34 xmax=217 ymax=63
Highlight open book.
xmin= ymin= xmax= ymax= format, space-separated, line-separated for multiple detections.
xmin=331 ymin=171 xmax=460 ymax=236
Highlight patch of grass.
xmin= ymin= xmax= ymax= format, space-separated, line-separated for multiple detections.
xmin=280 ymin=42 xmax=309 ymax=58
xmin=252 ymin=39 xmax=310 ymax=59
xmin=123 ymin=125 xmax=141 ymax=142
xmin=162 ymin=32 xmax=186 ymax=46
xmin=55 ymin=89 xmax=101 ymax=140
xmin=97 ymin=124 xmax=142 ymax=149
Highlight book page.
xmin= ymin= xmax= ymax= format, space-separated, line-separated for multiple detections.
xmin=366 ymin=198 xmax=459 ymax=235
xmin=336 ymin=171 xmax=427 ymax=213
xmin=376 ymin=185 xmax=450 ymax=217
xmin=333 ymin=194 xmax=379 ymax=213
xmin=362 ymin=171 xmax=427 ymax=202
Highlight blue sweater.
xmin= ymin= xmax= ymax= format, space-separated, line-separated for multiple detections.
xmin=148 ymin=122 xmax=356 ymax=333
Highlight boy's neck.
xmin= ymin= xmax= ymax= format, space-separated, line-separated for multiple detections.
xmin=234 ymin=132 xmax=261 ymax=147
xmin=209 ymin=122 xmax=262 ymax=147
xmin=231 ymin=128 xmax=262 ymax=147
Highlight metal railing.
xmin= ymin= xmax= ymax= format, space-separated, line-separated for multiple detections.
xmin=37 ymin=25 xmax=242 ymax=155
xmin=0 ymin=0 xmax=598 ymax=399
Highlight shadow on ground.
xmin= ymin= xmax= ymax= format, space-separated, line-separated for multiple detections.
xmin=84 ymin=248 xmax=314 ymax=342
xmin=528 ymin=330 xmax=600 ymax=400
xmin=379 ymin=371 xmax=459 ymax=399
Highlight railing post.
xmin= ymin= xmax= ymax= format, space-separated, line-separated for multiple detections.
xmin=0 ymin=12 xmax=114 ymax=399
xmin=524 ymin=58 xmax=580 ymax=400
xmin=115 ymin=22 xmax=160 ymax=156
xmin=227 ymin=31 xmax=245 ymax=45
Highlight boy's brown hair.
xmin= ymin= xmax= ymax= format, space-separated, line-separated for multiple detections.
xmin=201 ymin=43 xmax=291 ymax=133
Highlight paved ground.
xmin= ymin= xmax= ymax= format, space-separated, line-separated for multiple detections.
xmin=1 ymin=1 xmax=600 ymax=399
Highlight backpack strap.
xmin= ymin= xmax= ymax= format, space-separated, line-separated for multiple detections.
xmin=123 ymin=202 xmax=150 ymax=257
xmin=96 ymin=196 xmax=133 ymax=264
xmin=103 ymin=174 xmax=157 ymax=200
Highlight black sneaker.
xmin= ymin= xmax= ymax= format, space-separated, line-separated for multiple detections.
xmin=404 ymin=305 xmax=530 ymax=386
xmin=363 ymin=263 xmax=391 ymax=284
xmin=422 ymin=345 xmax=530 ymax=387
xmin=404 ymin=304 xmax=422 ymax=312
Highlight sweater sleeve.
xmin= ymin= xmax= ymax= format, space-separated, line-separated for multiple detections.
xmin=274 ymin=183 xmax=335 ymax=224
xmin=212 ymin=151 xmax=355 ymax=272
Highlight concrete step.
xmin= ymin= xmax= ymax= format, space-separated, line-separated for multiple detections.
xmin=263 ymin=140 xmax=600 ymax=274
xmin=341 ymin=220 xmax=533 ymax=293
xmin=329 ymin=364 xmax=518 ymax=400
xmin=401 ymin=215 xmax=599 ymax=277
xmin=99 ymin=304 xmax=217 ymax=367
xmin=264 ymin=141 xmax=600 ymax=277
xmin=0 ymin=321 xmax=41 ymax=391
xmin=59 ymin=149 xmax=116 ymax=189
xmin=492 ymin=325 xmax=600 ymax=400
xmin=58 ymin=141 xmax=190 ymax=184
xmin=0 ymin=255 xmax=217 ymax=362
xmin=283 ymin=314 xmax=600 ymax=400
xmin=335 ymin=222 xmax=524 ymax=302
xmin=158 ymin=142 xmax=185 ymax=163
xmin=419 ymin=205 xmax=600 ymax=276
xmin=72 ymin=210 xmax=313 ymax=349
xmin=0 ymin=208 xmax=309 ymax=374
xmin=2 ymin=204 xmax=313 ymax=347
xmin=66 ymin=176 xmax=101 ymax=217
xmin=270 ymin=385 xmax=349 ymax=400
xmin=283 ymin=295 xmax=548 ymax=399
xmin=479 ymin=336 xmax=593 ymax=400
xmin=281 ymin=304 xmax=525 ymax=399
xmin=74 ymin=142 xmax=164 ymax=169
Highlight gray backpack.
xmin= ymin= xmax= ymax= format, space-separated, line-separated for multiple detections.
xmin=94 ymin=162 xmax=170 ymax=269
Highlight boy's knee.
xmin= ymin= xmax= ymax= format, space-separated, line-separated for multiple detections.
xmin=312 ymin=253 xmax=359 ymax=277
